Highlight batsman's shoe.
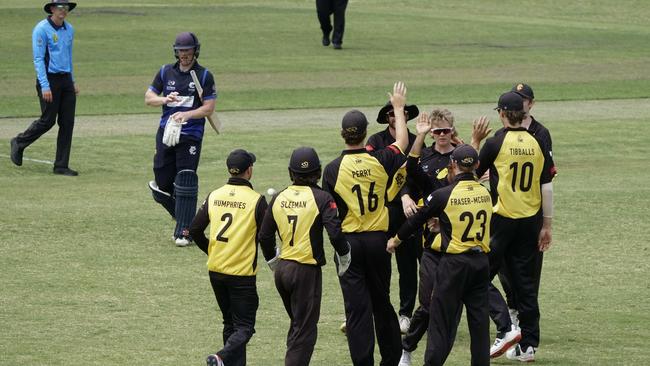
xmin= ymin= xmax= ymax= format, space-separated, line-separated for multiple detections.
xmin=509 ymin=308 xmax=520 ymax=328
xmin=175 ymin=236 xmax=193 ymax=247
xmin=10 ymin=137 xmax=23 ymax=166
xmin=490 ymin=324 xmax=521 ymax=358
xmin=506 ymin=344 xmax=535 ymax=362
xmin=399 ymin=315 xmax=411 ymax=334
xmin=206 ymin=353 xmax=224 ymax=366
xmin=53 ymin=167 xmax=79 ymax=176
xmin=398 ymin=350 xmax=412 ymax=366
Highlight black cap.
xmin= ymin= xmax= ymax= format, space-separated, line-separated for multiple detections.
xmin=44 ymin=0 xmax=76 ymax=13
xmin=289 ymin=147 xmax=321 ymax=174
xmin=341 ymin=110 xmax=368 ymax=134
xmin=226 ymin=149 xmax=256 ymax=175
xmin=451 ymin=144 xmax=479 ymax=168
xmin=495 ymin=91 xmax=524 ymax=111
xmin=376 ymin=102 xmax=419 ymax=124
xmin=512 ymin=83 xmax=534 ymax=100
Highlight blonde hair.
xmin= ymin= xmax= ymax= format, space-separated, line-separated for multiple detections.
xmin=429 ymin=108 xmax=458 ymax=137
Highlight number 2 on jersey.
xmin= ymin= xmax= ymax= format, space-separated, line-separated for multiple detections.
xmin=216 ymin=213 xmax=233 ymax=242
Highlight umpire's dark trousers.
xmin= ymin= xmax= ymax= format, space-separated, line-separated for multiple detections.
xmin=425 ymin=251 xmax=490 ymax=366
xmin=274 ymin=260 xmax=322 ymax=366
xmin=209 ymin=272 xmax=259 ymax=366
xmin=339 ymin=231 xmax=401 ymax=366
xmin=316 ymin=0 xmax=349 ymax=45
xmin=487 ymin=212 xmax=543 ymax=350
xmin=15 ymin=74 xmax=76 ymax=169
xmin=387 ymin=204 xmax=420 ymax=318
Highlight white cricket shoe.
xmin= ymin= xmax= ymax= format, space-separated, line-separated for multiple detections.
xmin=509 ymin=308 xmax=520 ymax=328
xmin=339 ymin=320 xmax=347 ymax=334
xmin=399 ymin=315 xmax=411 ymax=334
xmin=490 ymin=324 xmax=522 ymax=358
xmin=398 ymin=350 xmax=412 ymax=366
xmin=506 ymin=344 xmax=535 ymax=362
xmin=175 ymin=236 xmax=192 ymax=247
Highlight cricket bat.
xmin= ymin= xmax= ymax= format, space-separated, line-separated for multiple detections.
xmin=190 ymin=70 xmax=221 ymax=134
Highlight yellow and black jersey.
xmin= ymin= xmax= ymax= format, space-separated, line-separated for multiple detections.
xmin=258 ymin=184 xmax=348 ymax=266
xmin=397 ymin=173 xmax=492 ymax=254
xmin=189 ymin=177 xmax=268 ymax=276
xmin=323 ymin=145 xmax=405 ymax=233
xmin=365 ymin=128 xmax=419 ymax=204
xmin=477 ymin=127 xmax=553 ymax=219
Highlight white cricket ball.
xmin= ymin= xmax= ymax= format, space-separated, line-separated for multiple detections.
xmin=267 ymin=188 xmax=277 ymax=196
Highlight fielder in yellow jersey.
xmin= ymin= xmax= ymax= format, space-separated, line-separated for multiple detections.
xmin=476 ymin=91 xmax=554 ymax=361
xmin=259 ymin=147 xmax=351 ymax=366
xmin=321 ymin=82 xmax=410 ymax=366
xmin=388 ymin=144 xmax=493 ymax=366
xmin=189 ymin=149 xmax=268 ymax=366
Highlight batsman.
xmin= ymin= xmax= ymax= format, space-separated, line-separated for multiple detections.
xmin=145 ymin=31 xmax=218 ymax=246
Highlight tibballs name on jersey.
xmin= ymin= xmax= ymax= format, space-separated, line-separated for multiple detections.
xmin=213 ymin=199 xmax=247 ymax=209
xmin=509 ymin=148 xmax=535 ymax=156
xmin=280 ymin=200 xmax=307 ymax=209
xmin=450 ymin=195 xmax=491 ymax=206
xmin=352 ymin=169 xmax=372 ymax=178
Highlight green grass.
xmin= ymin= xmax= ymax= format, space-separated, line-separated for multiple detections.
xmin=2 ymin=99 xmax=650 ymax=365
xmin=1 ymin=0 xmax=649 ymax=116
xmin=1 ymin=1 xmax=650 ymax=365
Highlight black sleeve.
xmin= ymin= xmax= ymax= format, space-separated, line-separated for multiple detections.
xmin=189 ymin=194 xmax=211 ymax=255
xmin=150 ymin=66 xmax=165 ymax=95
xmin=313 ymin=188 xmax=349 ymax=256
xmin=538 ymin=138 xmax=554 ymax=185
xmin=258 ymin=195 xmax=278 ymax=261
xmin=405 ymin=154 xmax=429 ymax=198
xmin=476 ymin=136 xmax=499 ymax=178
xmin=322 ymin=162 xmax=337 ymax=195
xmin=534 ymin=127 xmax=557 ymax=180
xmin=365 ymin=133 xmax=381 ymax=151
xmin=396 ymin=189 xmax=446 ymax=240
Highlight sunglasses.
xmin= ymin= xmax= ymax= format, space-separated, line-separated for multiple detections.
xmin=387 ymin=110 xmax=408 ymax=117
xmin=54 ymin=4 xmax=70 ymax=11
xmin=432 ymin=128 xmax=453 ymax=135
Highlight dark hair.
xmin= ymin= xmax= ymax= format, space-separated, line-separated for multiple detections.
xmin=502 ymin=110 xmax=526 ymax=125
xmin=341 ymin=129 xmax=366 ymax=146
xmin=290 ymin=168 xmax=322 ymax=186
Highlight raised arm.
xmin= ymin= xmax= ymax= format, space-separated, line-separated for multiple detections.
xmin=388 ymin=81 xmax=409 ymax=153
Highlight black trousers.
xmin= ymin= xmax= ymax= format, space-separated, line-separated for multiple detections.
xmin=153 ymin=128 xmax=202 ymax=194
xmin=425 ymin=252 xmax=490 ymax=366
xmin=15 ymin=74 xmax=76 ymax=169
xmin=487 ymin=213 xmax=543 ymax=349
xmin=275 ymin=260 xmax=322 ymax=366
xmin=388 ymin=205 xmax=420 ymax=318
xmin=402 ymin=249 xmax=440 ymax=352
xmin=498 ymin=250 xmax=544 ymax=310
xmin=209 ymin=272 xmax=259 ymax=366
xmin=339 ymin=231 xmax=401 ymax=366
xmin=316 ymin=0 xmax=349 ymax=45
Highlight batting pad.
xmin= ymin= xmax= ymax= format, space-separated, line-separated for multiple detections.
xmin=149 ymin=180 xmax=175 ymax=218
xmin=173 ymin=170 xmax=198 ymax=239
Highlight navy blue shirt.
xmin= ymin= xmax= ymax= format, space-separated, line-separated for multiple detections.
xmin=149 ymin=62 xmax=217 ymax=140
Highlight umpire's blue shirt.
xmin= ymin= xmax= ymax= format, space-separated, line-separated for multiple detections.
xmin=33 ymin=17 xmax=75 ymax=91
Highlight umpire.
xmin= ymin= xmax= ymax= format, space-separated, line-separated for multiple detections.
xmin=388 ymin=144 xmax=493 ymax=366
xmin=259 ymin=146 xmax=351 ymax=365
xmin=11 ymin=0 xmax=79 ymax=176
xmin=189 ymin=149 xmax=268 ymax=366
